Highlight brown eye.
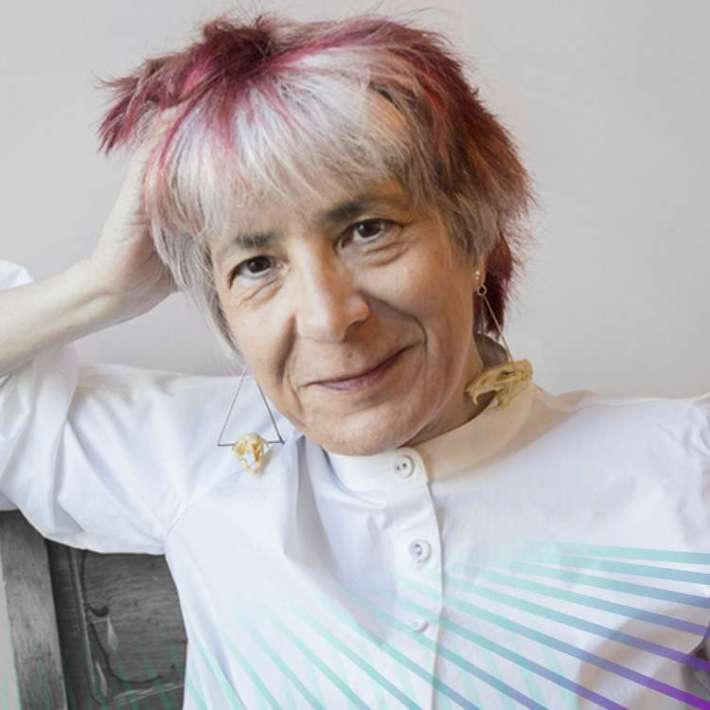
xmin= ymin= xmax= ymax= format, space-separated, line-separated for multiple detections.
xmin=229 ymin=255 xmax=273 ymax=285
xmin=348 ymin=219 xmax=396 ymax=244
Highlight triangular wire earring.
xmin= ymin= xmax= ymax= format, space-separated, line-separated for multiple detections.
xmin=216 ymin=365 xmax=286 ymax=475
xmin=465 ymin=276 xmax=534 ymax=410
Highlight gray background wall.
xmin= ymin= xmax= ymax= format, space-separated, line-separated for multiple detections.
xmin=2 ymin=1 xmax=708 ymax=704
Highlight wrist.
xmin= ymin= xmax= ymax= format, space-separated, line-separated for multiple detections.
xmin=61 ymin=258 xmax=127 ymax=335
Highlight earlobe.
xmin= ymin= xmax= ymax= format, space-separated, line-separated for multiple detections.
xmin=473 ymin=265 xmax=486 ymax=288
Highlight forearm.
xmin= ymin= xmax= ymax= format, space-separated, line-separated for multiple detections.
xmin=0 ymin=259 xmax=118 ymax=376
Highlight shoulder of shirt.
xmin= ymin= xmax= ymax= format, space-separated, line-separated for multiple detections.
xmin=75 ymin=362 xmax=230 ymax=397
xmin=74 ymin=363 xmax=297 ymax=441
xmin=532 ymin=380 xmax=709 ymax=412
xmin=530 ymin=381 xmax=710 ymax=454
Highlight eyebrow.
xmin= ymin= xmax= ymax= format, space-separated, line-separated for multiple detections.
xmin=214 ymin=192 xmax=410 ymax=266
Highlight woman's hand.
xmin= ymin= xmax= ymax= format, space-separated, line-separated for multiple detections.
xmin=86 ymin=109 xmax=180 ymax=324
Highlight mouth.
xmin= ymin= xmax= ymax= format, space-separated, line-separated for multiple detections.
xmin=310 ymin=347 xmax=409 ymax=391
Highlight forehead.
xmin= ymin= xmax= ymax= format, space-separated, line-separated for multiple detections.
xmin=211 ymin=176 xmax=412 ymax=265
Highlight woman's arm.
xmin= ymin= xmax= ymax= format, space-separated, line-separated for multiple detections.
xmin=0 ymin=259 xmax=120 ymax=377
xmin=1 ymin=108 xmax=181 ymax=378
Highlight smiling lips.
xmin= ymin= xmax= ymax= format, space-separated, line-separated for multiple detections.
xmin=310 ymin=347 xmax=406 ymax=387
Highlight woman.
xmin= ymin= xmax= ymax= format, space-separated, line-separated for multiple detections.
xmin=2 ymin=11 xmax=709 ymax=709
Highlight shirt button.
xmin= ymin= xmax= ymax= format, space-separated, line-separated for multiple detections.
xmin=409 ymin=539 xmax=432 ymax=563
xmin=393 ymin=455 xmax=414 ymax=478
xmin=406 ymin=618 xmax=429 ymax=633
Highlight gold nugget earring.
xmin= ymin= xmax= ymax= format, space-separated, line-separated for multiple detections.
xmin=216 ymin=365 xmax=285 ymax=475
xmin=465 ymin=270 xmax=533 ymax=410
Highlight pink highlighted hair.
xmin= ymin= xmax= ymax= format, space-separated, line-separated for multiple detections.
xmin=96 ymin=10 xmax=536 ymax=366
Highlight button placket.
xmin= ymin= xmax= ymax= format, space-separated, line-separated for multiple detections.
xmin=386 ymin=448 xmax=441 ymax=650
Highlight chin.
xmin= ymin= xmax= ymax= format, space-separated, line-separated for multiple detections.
xmin=323 ymin=439 xmax=388 ymax=457
xmin=302 ymin=391 xmax=427 ymax=455
xmin=315 ymin=419 xmax=413 ymax=456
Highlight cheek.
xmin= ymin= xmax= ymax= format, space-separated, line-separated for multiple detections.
xmin=220 ymin=299 xmax=263 ymax=364
xmin=222 ymin=303 xmax=289 ymax=394
xmin=392 ymin=248 xmax=471 ymax=320
xmin=404 ymin=258 xmax=475 ymax=350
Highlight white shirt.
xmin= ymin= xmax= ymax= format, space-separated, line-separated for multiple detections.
xmin=2 ymin=258 xmax=710 ymax=709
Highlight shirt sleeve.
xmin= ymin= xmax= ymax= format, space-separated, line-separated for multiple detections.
xmin=0 ymin=259 xmax=271 ymax=555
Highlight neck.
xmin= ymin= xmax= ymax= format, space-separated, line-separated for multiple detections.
xmin=403 ymin=333 xmax=502 ymax=448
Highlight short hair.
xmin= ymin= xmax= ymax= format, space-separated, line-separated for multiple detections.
xmin=96 ymin=10 xmax=536 ymax=367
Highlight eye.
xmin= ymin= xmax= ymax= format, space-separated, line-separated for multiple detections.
xmin=346 ymin=218 xmax=396 ymax=246
xmin=228 ymin=255 xmax=274 ymax=285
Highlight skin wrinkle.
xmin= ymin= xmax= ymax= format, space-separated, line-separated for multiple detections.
xmin=209 ymin=175 xmax=494 ymax=457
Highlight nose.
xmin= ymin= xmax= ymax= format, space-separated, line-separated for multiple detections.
xmin=294 ymin=256 xmax=370 ymax=342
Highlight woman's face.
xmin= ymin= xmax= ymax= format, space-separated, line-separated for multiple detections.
xmin=210 ymin=177 xmax=487 ymax=455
